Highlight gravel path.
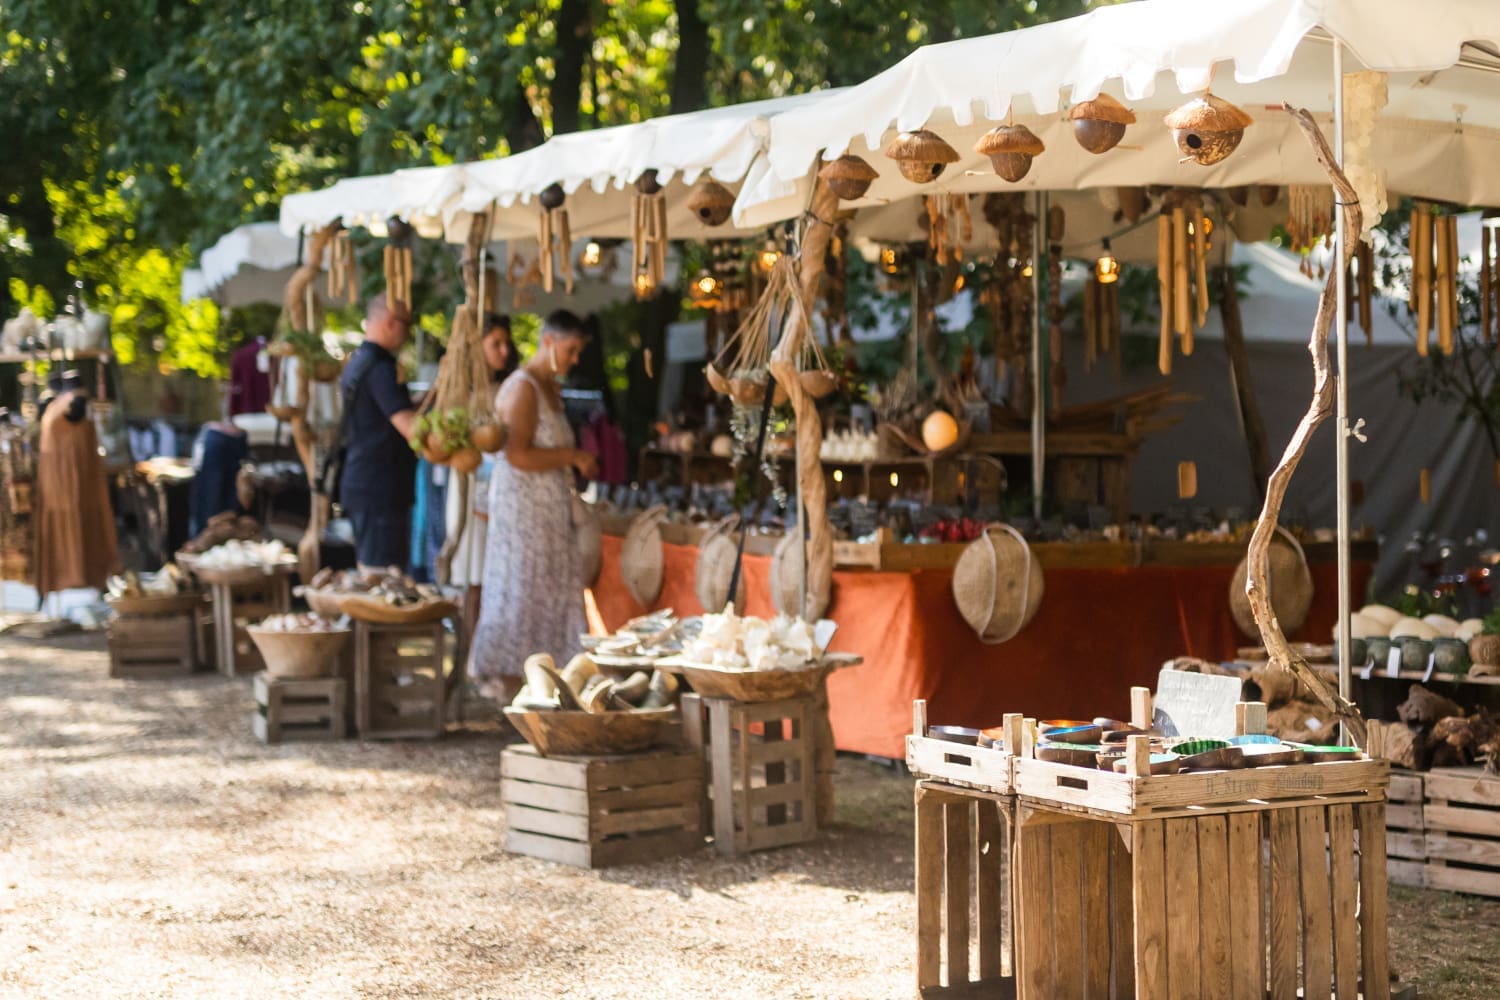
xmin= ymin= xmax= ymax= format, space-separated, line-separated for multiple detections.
xmin=1 ymin=632 xmax=1496 ymax=999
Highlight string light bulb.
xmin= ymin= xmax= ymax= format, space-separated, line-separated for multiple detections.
xmin=1095 ymin=239 xmax=1120 ymax=284
xmin=1021 ymin=261 xmax=1034 ymax=278
xmin=880 ymin=246 xmax=900 ymax=275
xmin=757 ymin=239 xmax=781 ymax=275
xmin=579 ymin=240 xmax=604 ymax=269
xmin=633 ymin=268 xmax=656 ymax=299
xmin=689 ymin=270 xmax=722 ymax=307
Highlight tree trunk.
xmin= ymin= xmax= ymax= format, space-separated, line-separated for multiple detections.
xmin=671 ymin=0 xmax=710 ymax=114
xmin=1217 ymin=265 xmax=1272 ymax=500
xmin=550 ymin=0 xmax=593 ymax=135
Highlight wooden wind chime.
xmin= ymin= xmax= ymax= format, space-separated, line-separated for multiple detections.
xmin=1081 ymin=263 xmax=1122 ymax=374
xmin=1286 ymin=184 xmax=1334 ymax=268
xmin=1481 ymin=212 xmax=1500 ymax=345
xmin=1408 ymin=201 xmax=1462 ymax=356
xmin=1346 ymin=240 xmax=1376 ymax=345
xmin=325 ymin=229 xmax=358 ymax=305
xmin=1154 ymin=191 xmax=1213 ymax=375
xmin=537 ymin=183 xmax=575 ymax=295
xmin=632 ymin=170 xmax=669 ymax=299
xmin=1046 ymin=204 xmax=1066 ymax=414
xmin=383 ymin=219 xmax=414 ymax=310
xmin=978 ymin=193 xmax=1035 ymax=402
xmin=924 ymin=193 xmax=972 ymax=266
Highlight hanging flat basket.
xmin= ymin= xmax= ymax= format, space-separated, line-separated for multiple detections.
xmin=695 ymin=516 xmax=746 ymax=615
xmin=769 ymin=532 xmax=830 ymax=620
xmin=952 ymin=524 xmax=1044 ymax=644
xmin=621 ymin=506 xmax=668 ymax=609
xmin=574 ymin=496 xmax=603 ymax=587
xmin=1229 ymin=527 xmax=1313 ymax=639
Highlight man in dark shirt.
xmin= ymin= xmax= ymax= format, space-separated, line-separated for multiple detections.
xmin=339 ymin=298 xmax=417 ymax=569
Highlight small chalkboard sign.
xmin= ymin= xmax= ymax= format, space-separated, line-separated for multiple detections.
xmin=1154 ymin=668 xmax=1244 ymax=739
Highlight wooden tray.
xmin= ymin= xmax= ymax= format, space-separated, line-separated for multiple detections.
xmin=658 ymin=653 xmax=860 ymax=702
xmin=178 ymin=556 xmax=297 ymax=586
xmin=341 ymin=595 xmax=458 ymax=624
xmin=503 ymin=707 xmax=678 ymax=757
xmin=106 ymin=591 xmax=205 ymax=616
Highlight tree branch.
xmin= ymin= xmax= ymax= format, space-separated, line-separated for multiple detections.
xmin=1246 ymin=104 xmax=1367 ymax=746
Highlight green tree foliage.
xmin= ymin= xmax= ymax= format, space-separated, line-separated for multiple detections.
xmin=2 ymin=0 xmax=1104 ymax=373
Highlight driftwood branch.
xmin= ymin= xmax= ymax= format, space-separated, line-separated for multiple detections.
xmin=1245 ymin=104 xmax=1366 ymax=746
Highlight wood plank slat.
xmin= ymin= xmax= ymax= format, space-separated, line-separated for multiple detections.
xmin=916 ymin=785 xmax=944 ymax=991
xmin=1226 ymin=811 xmax=1264 ymax=1000
xmin=1196 ymin=815 xmax=1232 ymax=999
xmin=1268 ymin=808 xmax=1300 ymax=1000
xmin=1109 ymin=824 xmax=1136 ymax=999
xmin=591 ymin=803 xmax=697 ymax=837
xmin=1164 ymin=818 xmax=1203 ymax=1000
xmin=1017 ymin=814 xmax=1054 ymax=1000
xmin=1048 ymin=821 xmax=1085 ymax=999
xmin=1298 ymin=806 xmax=1333 ymax=1000
xmin=1328 ymin=805 xmax=1359 ymax=1000
xmin=1132 ymin=819 xmax=1168 ymax=1000
xmin=709 ymin=699 xmax=739 ymax=856
xmin=946 ymin=800 xmax=973 ymax=988
xmin=1356 ymin=803 xmax=1391 ymax=1000
xmin=974 ymin=799 xmax=1007 ymax=982
xmin=1081 ymin=822 xmax=1111 ymax=1000
xmin=505 ymin=803 xmax=591 ymax=841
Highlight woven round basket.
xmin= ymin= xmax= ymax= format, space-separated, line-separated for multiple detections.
xmin=1229 ymin=527 xmax=1313 ymax=639
xmin=769 ymin=532 xmax=831 ymax=620
xmin=951 ymin=524 xmax=1045 ymax=644
xmin=695 ymin=516 xmax=746 ymax=614
xmin=246 ymin=626 xmax=350 ymax=679
xmin=621 ymin=506 xmax=667 ymax=609
xmin=574 ymin=496 xmax=602 ymax=586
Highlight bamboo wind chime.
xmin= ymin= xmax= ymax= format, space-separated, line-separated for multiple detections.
xmin=1481 ymin=213 xmax=1500 ymax=344
xmin=383 ymin=222 xmax=414 ymax=311
xmin=632 ymin=170 xmax=669 ymax=299
xmin=1346 ymin=240 xmax=1376 ymax=345
xmin=1286 ymin=184 xmax=1334 ymax=271
xmin=924 ymin=194 xmax=972 ymax=265
xmin=537 ymin=183 xmax=575 ymax=295
xmin=326 ymin=229 xmax=358 ymax=305
xmin=1081 ymin=273 xmax=1122 ymax=372
xmin=1154 ymin=193 xmax=1212 ymax=375
xmin=1046 ymin=205 xmax=1066 ymax=414
xmin=1408 ymin=201 xmax=1462 ymax=356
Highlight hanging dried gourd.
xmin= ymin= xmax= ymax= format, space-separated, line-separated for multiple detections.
xmin=536 ymin=182 xmax=575 ymax=295
xmin=1163 ymin=93 xmax=1253 ymax=166
xmin=818 ymin=154 xmax=879 ymax=201
xmin=382 ymin=218 xmax=414 ymax=311
xmin=884 ymin=129 xmax=960 ymax=184
xmin=1069 ymin=93 xmax=1136 ymax=154
xmin=1154 ymin=192 xmax=1213 ymax=373
xmin=686 ymin=176 xmax=736 ymax=228
xmin=974 ymin=122 xmax=1045 ymax=182
xmin=631 ymin=170 xmax=668 ymax=299
xmin=326 ymin=229 xmax=357 ymax=305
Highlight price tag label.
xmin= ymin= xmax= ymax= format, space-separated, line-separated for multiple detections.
xmin=1360 ymin=657 xmax=1374 ymax=681
xmin=1386 ymin=646 xmax=1403 ymax=678
xmin=1423 ymin=653 xmax=1437 ymax=684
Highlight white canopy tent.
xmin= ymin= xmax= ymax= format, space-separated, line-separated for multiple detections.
xmin=735 ymin=0 xmax=1500 ymax=231
xmin=278 ymin=164 xmax=466 ymax=240
xmin=181 ymin=222 xmax=304 ymax=307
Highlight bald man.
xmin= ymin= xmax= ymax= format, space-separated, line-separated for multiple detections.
xmin=338 ymin=297 xmax=418 ymax=569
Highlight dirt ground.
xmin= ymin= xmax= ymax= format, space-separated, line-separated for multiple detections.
xmin=2 ymin=632 xmax=1498 ymax=999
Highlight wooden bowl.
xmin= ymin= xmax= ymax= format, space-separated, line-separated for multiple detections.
xmin=502 ymin=707 xmax=677 ymax=757
xmin=299 ymin=588 xmax=349 ymax=619
xmin=1035 ymin=743 xmax=1100 ymax=767
xmin=1039 ymin=721 xmax=1102 ymax=745
xmin=1113 ymin=753 xmax=1181 ymax=775
xmin=340 ymin=595 xmax=458 ymax=624
xmin=246 ymin=626 xmax=350 ymax=679
xmin=107 ymin=591 xmax=205 ymax=617
xmin=1303 ymin=746 xmax=1362 ymax=763
xmin=178 ymin=556 xmax=297 ymax=587
xmin=1238 ymin=744 xmax=1304 ymax=767
xmin=672 ymin=661 xmax=836 ymax=703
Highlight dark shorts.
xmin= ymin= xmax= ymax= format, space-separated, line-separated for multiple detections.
xmin=347 ymin=507 xmax=411 ymax=571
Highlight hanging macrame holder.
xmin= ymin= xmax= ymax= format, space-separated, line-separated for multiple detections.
xmin=953 ymin=523 xmax=1044 ymax=645
xmin=1230 ymin=525 xmax=1312 ymax=639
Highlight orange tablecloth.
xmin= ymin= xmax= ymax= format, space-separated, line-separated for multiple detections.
xmin=589 ymin=536 xmax=1367 ymax=760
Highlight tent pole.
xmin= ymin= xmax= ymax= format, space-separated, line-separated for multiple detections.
xmin=1333 ymin=42 xmax=1353 ymax=745
xmin=1031 ymin=192 xmax=1045 ymax=521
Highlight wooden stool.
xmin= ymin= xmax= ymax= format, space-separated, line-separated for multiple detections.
xmin=353 ymin=620 xmax=446 ymax=739
xmin=207 ymin=573 xmax=292 ymax=677
xmin=252 ymin=673 xmax=347 ymax=743
xmin=682 ymin=693 xmax=817 ymax=857
xmin=501 ymin=744 xmax=703 ymax=868
xmin=108 ymin=611 xmax=197 ymax=679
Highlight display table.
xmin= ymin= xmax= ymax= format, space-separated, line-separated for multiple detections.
xmin=587 ymin=534 xmax=1373 ymax=759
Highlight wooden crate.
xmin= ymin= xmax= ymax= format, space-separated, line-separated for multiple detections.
xmin=681 ymin=693 xmax=816 ymax=857
xmin=907 ymin=701 xmax=1014 ymax=794
xmin=1423 ymin=766 xmax=1500 ymax=898
xmin=108 ymin=612 xmax=196 ymax=678
xmin=252 ymin=673 xmax=347 ymax=743
xmin=207 ymin=576 xmax=292 ymax=677
xmin=501 ymin=744 xmax=703 ymax=868
xmin=1386 ymin=769 xmax=1426 ymax=888
xmin=915 ymin=781 xmax=1016 ymax=1000
xmin=353 ymin=620 xmax=446 ymax=740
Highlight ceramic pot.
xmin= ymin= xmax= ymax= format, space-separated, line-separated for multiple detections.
xmin=1398 ymin=637 xmax=1434 ymax=672
xmin=1432 ymin=637 xmax=1472 ymax=675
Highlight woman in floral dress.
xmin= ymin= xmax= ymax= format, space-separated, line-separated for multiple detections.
xmin=469 ymin=310 xmax=597 ymax=700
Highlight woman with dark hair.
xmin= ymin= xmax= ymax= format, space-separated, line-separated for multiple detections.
xmin=479 ymin=313 xmax=519 ymax=382
xmin=469 ymin=309 xmax=597 ymax=699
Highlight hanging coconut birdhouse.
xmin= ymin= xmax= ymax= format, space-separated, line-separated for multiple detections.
xmin=884 ymin=130 xmax=960 ymax=184
xmin=819 ymin=154 xmax=879 ymax=200
xmin=975 ymin=124 xmax=1045 ymax=182
xmin=1163 ymin=94 xmax=1253 ymax=166
xmin=686 ymin=177 xmax=735 ymax=228
xmin=1068 ymin=93 xmax=1136 ymax=154
xmin=539 ymin=182 xmax=566 ymax=211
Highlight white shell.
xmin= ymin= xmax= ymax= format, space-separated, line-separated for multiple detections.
xmin=1344 ymin=611 xmax=1383 ymax=639
xmin=1421 ymin=614 xmax=1460 ymax=637
xmin=1389 ymin=617 xmax=1439 ymax=640
xmin=1358 ymin=604 xmax=1402 ymax=628
xmin=1456 ymin=618 xmax=1485 ymax=642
